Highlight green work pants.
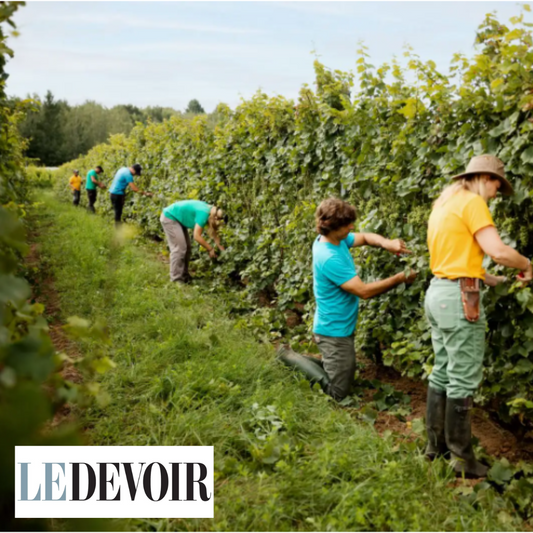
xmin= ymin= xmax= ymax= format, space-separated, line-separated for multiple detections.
xmin=424 ymin=278 xmax=486 ymax=399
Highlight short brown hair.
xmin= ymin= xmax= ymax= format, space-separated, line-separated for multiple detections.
xmin=315 ymin=198 xmax=356 ymax=236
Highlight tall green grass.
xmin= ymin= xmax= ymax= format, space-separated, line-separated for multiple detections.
xmin=35 ymin=195 xmax=522 ymax=531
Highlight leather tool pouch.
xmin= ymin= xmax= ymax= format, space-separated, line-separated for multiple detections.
xmin=459 ymin=277 xmax=480 ymax=322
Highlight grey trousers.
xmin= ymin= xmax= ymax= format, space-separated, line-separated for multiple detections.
xmin=160 ymin=213 xmax=191 ymax=282
xmin=315 ymin=333 xmax=356 ymax=401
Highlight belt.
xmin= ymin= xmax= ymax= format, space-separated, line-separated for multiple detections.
xmin=433 ymin=276 xmax=484 ymax=286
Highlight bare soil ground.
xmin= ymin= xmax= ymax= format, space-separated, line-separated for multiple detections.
xmin=25 ymin=229 xmax=82 ymax=428
xmin=359 ymin=357 xmax=533 ymax=463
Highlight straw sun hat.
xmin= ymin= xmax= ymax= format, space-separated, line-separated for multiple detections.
xmin=451 ymin=154 xmax=514 ymax=196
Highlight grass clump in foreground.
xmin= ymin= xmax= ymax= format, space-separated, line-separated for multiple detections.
xmin=34 ymin=195 xmax=523 ymax=532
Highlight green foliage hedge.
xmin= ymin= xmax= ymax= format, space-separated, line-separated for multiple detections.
xmin=26 ymin=165 xmax=54 ymax=188
xmin=56 ymin=8 xmax=533 ymax=424
xmin=0 ymin=3 xmax=67 ymax=528
xmin=1 ymin=4 xmax=111 ymax=529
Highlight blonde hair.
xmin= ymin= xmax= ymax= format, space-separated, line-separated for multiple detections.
xmin=207 ymin=206 xmax=226 ymax=239
xmin=433 ymin=175 xmax=489 ymax=208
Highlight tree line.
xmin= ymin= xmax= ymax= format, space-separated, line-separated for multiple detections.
xmin=16 ymin=91 xmax=206 ymax=167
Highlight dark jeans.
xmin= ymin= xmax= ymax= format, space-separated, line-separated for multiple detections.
xmin=87 ymin=189 xmax=97 ymax=213
xmin=314 ymin=333 xmax=356 ymax=401
xmin=110 ymin=193 xmax=126 ymax=225
xmin=72 ymin=189 xmax=81 ymax=206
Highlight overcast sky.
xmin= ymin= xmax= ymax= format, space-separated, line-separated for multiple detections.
xmin=5 ymin=1 xmax=533 ymax=112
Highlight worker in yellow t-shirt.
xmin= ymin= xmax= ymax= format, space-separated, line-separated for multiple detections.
xmin=69 ymin=170 xmax=82 ymax=206
xmin=424 ymin=154 xmax=531 ymax=478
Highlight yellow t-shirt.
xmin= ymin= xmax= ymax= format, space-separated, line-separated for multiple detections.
xmin=427 ymin=190 xmax=494 ymax=280
xmin=69 ymin=175 xmax=82 ymax=191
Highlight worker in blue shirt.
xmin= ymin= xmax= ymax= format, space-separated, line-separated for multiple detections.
xmin=108 ymin=163 xmax=152 ymax=226
xmin=313 ymin=198 xmax=416 ymax=401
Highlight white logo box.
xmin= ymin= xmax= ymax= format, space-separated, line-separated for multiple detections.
xmin=15 ymin=446 xmax=213 ymax=518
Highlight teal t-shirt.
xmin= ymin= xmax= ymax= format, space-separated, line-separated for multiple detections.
xmin=163 ymin=200 xmax=211 ymax=229
xmin=109 ymin=167 xmax=134 ymax=195
xmin=313 ymin=233 xmax=359 ymax=337
xmin=86 ymin=169 xmax=98 ymax=190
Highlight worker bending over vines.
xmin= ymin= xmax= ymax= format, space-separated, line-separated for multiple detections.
xmin=160 ymin=199 xmax=226 ymax=284
xmin=108 ymin=163 xmax=152 ymax=226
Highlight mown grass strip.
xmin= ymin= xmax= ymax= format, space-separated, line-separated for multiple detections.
xmin=35 ymin=195 xmax=522 ymax=531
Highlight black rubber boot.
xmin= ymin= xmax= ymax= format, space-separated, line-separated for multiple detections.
xmin=277 ymin=346 xmax=330 ymax=392
xmin=445 ymin=397 xmax=488 ymax=478
xmin=425 ymin=387 xmax=449 ymax=460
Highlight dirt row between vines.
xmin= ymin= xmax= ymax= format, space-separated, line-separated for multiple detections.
xmin=25 ymin=220 xmax=82 ymax=429
xmin=359 ymin=361 xmax=533 ymax=463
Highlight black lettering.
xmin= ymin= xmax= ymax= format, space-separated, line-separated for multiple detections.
xmin=70 ymin=463 xmax=96 ymax=501
xmin=143 ymin=462 xmax=169 ymax=502
xmin=97 ymin=463 xmax=121 ymax=501
xmin=122 ymin=462 xmax=145 ymax=501
xmin=186 ymin=463 xmax=211 ymax=501
xmin=170 ymin=463 xmax=182 ymax=501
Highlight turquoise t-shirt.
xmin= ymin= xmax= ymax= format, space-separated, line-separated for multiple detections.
xmin=313 ymin=233 xmax=360 ymax=337
xmin=109 ymin=167 xmax=134 ymax=195
xmin=163 ymin=200 xmax=211 ymax=229
xmin=85 ymin=169 xmax=98 ymax=190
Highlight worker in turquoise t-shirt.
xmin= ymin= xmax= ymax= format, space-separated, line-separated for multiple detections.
xmin=312 ymin=198 xmax=416 ymax=401
xmin=108 ymin=163 xmax=152 ymax=226
xmin=85 ymin=166 xmax=106 ymax=213
xmin=160 ymin=199 xmax=227 ymax=283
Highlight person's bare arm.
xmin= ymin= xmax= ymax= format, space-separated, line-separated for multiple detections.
xmin=340 ymin=270 xmax=417 ymax=300
xmin=484 ymin=273 xmax=507 ymax=287
xmin=128 ymin=182 xmax=151 ymax=196
xmin=193 ymin=224 xmax=216 ymax=258
xmin=213 ymin=234 xmax=225 ymax=251
xmin=92 ymin=174 xmax=106 ymax=189
xmin=475 ymin=226 xmax=532 ymax=281
xmin=352 ymin=233 xmax=411 ymax=254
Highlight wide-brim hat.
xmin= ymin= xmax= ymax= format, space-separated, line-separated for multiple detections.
xmin=451 ymin=154 xmax=514 ymax=196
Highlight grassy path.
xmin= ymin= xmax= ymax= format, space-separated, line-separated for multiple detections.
xmin=33 ymin=195 xmax=521 ymax=531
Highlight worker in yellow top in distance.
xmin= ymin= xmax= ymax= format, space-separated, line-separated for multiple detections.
xmin=68 ymin=169 xmax=82 ymax=206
